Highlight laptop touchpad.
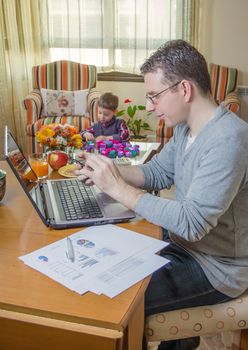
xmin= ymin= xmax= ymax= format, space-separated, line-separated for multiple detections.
xmin=97 ymin=192 xmax=117 ymax=204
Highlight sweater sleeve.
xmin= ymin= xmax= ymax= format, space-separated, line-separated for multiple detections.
xmin=112 ymin=119 xmax=130 ymax=141
xmin=135 ymin=134 xmax=248 ymax=242
xmin=81 ymin=124 xmax=95 ymax=138
xmin=138 ymin=130 xmax=176 ymax=191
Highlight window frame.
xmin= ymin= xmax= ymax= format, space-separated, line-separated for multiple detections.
xmin=97 ymin=71 xmax=144 ymax=82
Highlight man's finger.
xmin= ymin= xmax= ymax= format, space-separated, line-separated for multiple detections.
xmin=77 ymin=150 xmax=87 ymax=160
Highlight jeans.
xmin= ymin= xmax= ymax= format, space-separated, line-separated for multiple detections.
xmin=144 ymin=230 xmax=234 ymax=349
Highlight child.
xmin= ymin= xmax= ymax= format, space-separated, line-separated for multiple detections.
xmin=82 ymin=92 xmax=130 ymax=142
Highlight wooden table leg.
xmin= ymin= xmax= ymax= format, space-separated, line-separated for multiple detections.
xmin=127 ymin=296 xmax=144 ymax=350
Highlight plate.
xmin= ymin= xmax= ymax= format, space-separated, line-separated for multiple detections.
xmin=58 ymin=164 xmax=78 ymax=178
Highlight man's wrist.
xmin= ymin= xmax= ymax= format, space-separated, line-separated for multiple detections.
xmin=111 ymin=180 xmax=144 ymax=210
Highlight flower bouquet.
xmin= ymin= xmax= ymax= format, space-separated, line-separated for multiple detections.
xmin=36 ymin=123 xmax=83 ymax=151
xmin=36 ymin=123 xmax=83 ymax=169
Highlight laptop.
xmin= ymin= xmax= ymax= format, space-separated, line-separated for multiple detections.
xmin=4 ymin=126 xmax=135 ymax=229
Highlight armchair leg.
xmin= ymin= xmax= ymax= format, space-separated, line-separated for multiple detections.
xmin=147 ymin=341 xmax=161 ymax=350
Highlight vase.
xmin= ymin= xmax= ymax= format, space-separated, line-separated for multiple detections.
xmin=65 ymin=146 xmax=75 ymax=163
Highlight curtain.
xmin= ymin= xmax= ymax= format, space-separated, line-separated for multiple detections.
xmin=48 ymin=0 xmax=200 ymax=74
xmin=0 ymin=0 xmax=50 ymax=157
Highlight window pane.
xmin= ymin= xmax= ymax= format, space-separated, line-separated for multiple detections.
xmin=47 ymin=0 xmax=196 ymax=72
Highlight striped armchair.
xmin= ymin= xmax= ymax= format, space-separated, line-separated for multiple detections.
xmin=23 ymin=60 xmax=100 ymax=153
xmin=209 ymin=63 xmax=240 ymax=114
xmin=156 ymin=63 xmax=240 ymax=143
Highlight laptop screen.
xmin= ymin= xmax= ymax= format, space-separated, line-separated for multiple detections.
xmin=4 ymin=127 xmax=38 ymax=191
xmin=4 ymin=126 xmax=50 ymax=225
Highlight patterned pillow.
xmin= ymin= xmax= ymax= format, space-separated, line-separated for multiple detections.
xmin=41 ymin=88 xmax=89 ymax=117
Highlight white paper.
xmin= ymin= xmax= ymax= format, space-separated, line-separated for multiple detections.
xmin=80 ymin=253 xmax=170 ymax=297
xmin=19 ymin=224 xmax=169 ymax=296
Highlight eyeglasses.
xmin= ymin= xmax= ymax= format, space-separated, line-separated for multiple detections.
xmin=145 ymin=81 xmax=181 ymax=104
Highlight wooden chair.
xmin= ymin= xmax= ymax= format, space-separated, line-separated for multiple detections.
xmin=23 ymin=60 xmax=100 ymax=153
xmin=145 ymin=289 xmax=248 ymax=350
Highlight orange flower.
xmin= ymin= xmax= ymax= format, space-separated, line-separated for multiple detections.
xmin=50 ymin=139 xmax=57 ymax=147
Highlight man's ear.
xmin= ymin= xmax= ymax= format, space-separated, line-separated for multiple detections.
xmin=180 ymin=80 xmax=192 ymax=102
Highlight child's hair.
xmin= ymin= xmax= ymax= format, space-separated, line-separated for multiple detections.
xmin=98 ymin=92 xmax=119 ymax=111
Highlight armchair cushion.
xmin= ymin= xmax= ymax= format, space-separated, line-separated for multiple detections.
xmin=40 ymin=88 xmax=89 ymax=117
xmin=146 ymin=289 xmax=248 ymax=343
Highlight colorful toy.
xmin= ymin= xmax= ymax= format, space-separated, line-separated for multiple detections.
xmin=82 ymin=141 xmax=95 ymax=152
xmin=96 ymin=140 xmax=140 ymax=159
xmin=82 ymin=140 xmax=140 ymax=159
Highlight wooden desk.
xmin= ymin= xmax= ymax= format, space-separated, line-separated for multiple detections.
xmin=0 ymin=161 xmax=162 ymax=350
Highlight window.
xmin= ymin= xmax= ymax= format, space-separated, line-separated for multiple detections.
xmin=47 ymin=0 xmax=199 ymax=74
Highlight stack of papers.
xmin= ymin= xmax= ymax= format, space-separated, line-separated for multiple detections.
xmin=19 ymin=224 xmax=169 ymax=298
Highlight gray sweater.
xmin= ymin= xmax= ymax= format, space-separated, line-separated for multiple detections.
xmin=135 ymin=105 xmax=248 ymax=297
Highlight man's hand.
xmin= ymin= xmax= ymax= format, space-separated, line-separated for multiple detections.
xmin=76 ymin=153 xmax=124 ymax=194
xmin=75 ymin=153 xmax=144 ymax=210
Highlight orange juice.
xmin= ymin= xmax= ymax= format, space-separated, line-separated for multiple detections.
xmin=29 ymin=153 xmax=49 ymax=180
xmin=22 ymin=167 xmax=37 ymax=182
xmin=30 ymin=160 xmax=48 ymax=178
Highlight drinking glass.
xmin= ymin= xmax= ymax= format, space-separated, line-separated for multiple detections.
xmin=29 ymin=153 xmax=49 ymax=180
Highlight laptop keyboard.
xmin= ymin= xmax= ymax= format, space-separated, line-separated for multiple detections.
xmin=55 ymin=180 xmax=104 ymax=221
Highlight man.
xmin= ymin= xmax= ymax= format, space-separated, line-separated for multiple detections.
xmin=76 ymin=40 xmax=248 ymax=349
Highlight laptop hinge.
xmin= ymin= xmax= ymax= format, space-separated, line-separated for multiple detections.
xmin=39 ymin=183 xmax=55 ymax=225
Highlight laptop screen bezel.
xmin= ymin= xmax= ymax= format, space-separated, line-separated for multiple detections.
xmin=4 ymin=126 xmax=49 ymax=227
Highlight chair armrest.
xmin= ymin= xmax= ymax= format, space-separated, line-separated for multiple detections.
xmin=156 ymin=119 xmax=173 ymax=143
xmin=222 ymin=91 xmax=241 ymax=114
xmin=23 ymin=89 xmax=42 ymax=125
xmin=87 ymin=88 xmax=101 ymax=124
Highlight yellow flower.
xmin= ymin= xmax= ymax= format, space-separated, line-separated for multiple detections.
xmin=70 ymin=133 xmax=83 ymax=148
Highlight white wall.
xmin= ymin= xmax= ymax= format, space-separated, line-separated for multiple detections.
xmin=199 ymin=0 xmax=248 ymax=85
xmin=96 ymin=81 xmax=159 ymax=132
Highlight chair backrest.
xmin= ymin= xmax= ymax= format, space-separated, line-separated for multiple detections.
xmin=32 ymin=60 xmax=97 ymax=91
xmin=210 ymin=63 xmax=238 ymax=104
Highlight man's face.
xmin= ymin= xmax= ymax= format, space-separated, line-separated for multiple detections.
xmin=144 ymin=69 xmax=189 ymax=127
xmin=98 ymin=107 xmax=115 ymax=124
